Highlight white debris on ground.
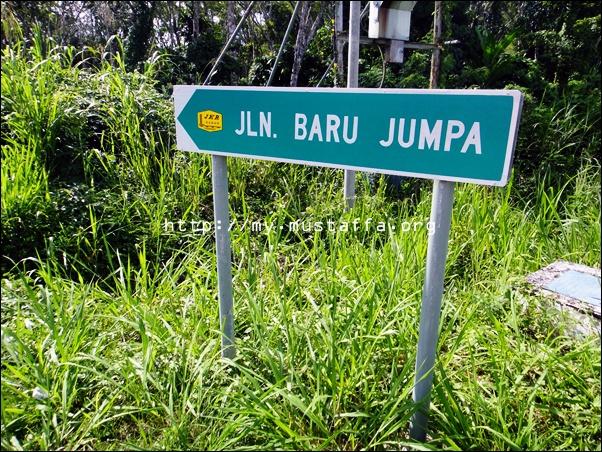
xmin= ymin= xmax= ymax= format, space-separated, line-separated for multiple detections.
xmin=31 ymin=387 xmax=48 ymax=401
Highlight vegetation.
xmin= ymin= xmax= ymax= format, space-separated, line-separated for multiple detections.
xmin=1 ymin=1 xmax=600 ymax=450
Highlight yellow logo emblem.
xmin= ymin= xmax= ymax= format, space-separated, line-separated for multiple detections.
xmin=198 ymin=110 xmax=222 ymax=132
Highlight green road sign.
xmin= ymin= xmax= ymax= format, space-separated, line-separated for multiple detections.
xmin=174 ymin=86 xmax=523 ymax=186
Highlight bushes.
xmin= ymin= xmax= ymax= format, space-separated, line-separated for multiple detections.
xmin=1 ymin=33 xmax=335 ymax=278
xmin=507 ymin=80 xmax=601 ymax=192
xmin=0 ymin=33 xmax=175 ymax=275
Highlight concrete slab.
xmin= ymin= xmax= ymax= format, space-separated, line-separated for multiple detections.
xmin=527 ymin=261 xmax=601 ymax=317
xmin=527 ymin=261 xmax=601 ymax=336
xmin=543 ymin=270 xmax=601 ymax=308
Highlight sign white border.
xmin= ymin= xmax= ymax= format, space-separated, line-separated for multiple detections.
xmin=174 ymin=86 xmax=524 ymax=186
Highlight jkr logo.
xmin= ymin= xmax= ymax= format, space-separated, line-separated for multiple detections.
xmin=198 ymin=110 xmax=222 ymax=132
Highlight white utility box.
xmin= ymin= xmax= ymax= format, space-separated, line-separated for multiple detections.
xmin=368 ymin=1 xmax=417 ymax=41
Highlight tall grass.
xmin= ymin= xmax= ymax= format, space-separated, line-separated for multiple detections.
xmin=1 ymin=34 xmax=600 ymax=450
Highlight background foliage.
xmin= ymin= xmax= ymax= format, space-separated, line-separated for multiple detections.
xmin=1 ymin=1 xmax=600 ymax=450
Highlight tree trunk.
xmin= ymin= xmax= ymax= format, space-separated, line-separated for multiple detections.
xmin=125 ymin=1 xmax=156 ymax=70
xmin=168 ymin=2 xmax=178 ymax=47
xmin=227 ymin=1 xmax=236 ymax=38
xmin=290 ymin=2 xmax=323 ymax=87
xmin=429 ymin=1 xmax=442 ymax=89
xmin=334 ymin=1 xmax=346 ymax=87
xmin=192 ymin=1 xmax=200 ymax=38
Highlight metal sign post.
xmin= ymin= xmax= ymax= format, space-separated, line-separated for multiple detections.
xmin=202 ymin=3 xmax=258 ymax=361
xmin=409 ymin=180 xmax=454 ymax=441
xmin=410 ymin=2 xmax=448 ymax=440
xmin=344 ymin=0 xmax=360 ymax=209
xmin=211 ymin=154 xmax=235 ymax=359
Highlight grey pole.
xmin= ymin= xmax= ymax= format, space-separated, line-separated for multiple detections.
xmin=410 ymin=179 xmax=454 ymax=441
xmin=211 ymin=155 xmax=235 ymax=359
xmin=267 ymin=1 xmax=301 ymax=87
xmin=204 ymin=2 xmax=253 ymax=359
xmin=318 ymin=0 xmax=367 ymax=90
xmin=344 ymin=0 xmax=360 ymax=209
xmin=410 ymin=1 xmax=447 ymax=441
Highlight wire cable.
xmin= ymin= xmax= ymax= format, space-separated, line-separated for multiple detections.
xmin=267 ymin=1 xmax=301 ymax=86
xmin=203 ymin=1 xmax=256 ymax=85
